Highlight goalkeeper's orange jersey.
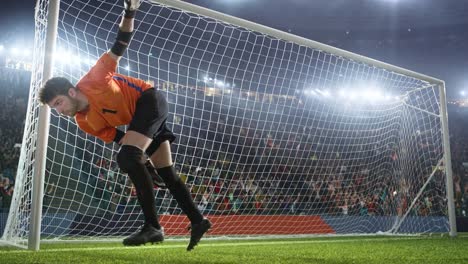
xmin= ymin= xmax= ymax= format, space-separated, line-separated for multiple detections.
xmin=74 ymin=53 xmax=153 ymax=143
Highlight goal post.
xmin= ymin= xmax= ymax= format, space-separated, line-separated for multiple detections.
xmin=439 ymin=83 xmax=457 ymax=237
xmin=28 ymin=0 xmax=60 ymax=251
xmin=1 ymin=0 xmax=456 ymax=250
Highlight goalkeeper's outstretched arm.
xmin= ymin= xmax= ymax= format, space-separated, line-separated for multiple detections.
xmin=108 ymin=0 xmax=141 ymax=62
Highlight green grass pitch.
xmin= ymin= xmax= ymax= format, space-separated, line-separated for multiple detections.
xmin=1 ymin=235 xmax=468 ymax=263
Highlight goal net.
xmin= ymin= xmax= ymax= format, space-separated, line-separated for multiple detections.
xmin=2 ymin=0 xmax=455 ymax=248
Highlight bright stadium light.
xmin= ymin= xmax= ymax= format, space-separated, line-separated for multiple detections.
xmin=304 ymin=89 xmax=317 ymax=96
xmin=372 ymin=90 xmax=384 ymax=101
xmin=349 ymin=92 xmax=358 ymax=100
xmin=461 ymin=91 xmax=466 ymax=96
xmin=0 ymin=45 xmax=4 ymax=52
xmin=11 ymin=47 xmax=19 ymax=56
xmin=71 ymin=54 xmax=81 ymax=65
xmin=85 ymin=58 xmax=96 ymax=65
xmin=317 ymin=89 xmax=330 ymax=97
xmin=361 ymin=89 xmax=384 ymax=102
xmin=361 ymin=90 xmax=373 ymax=100
xmin=215 ymin=80 xmax=224 ymax=87
xmin=23 ymin=49 xmax=31 ymax=57
xmin=53 ymin=48 xmax=70 ymax=64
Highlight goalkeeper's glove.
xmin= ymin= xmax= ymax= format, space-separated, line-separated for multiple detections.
xmin=124 ymin=0 xmax=141 ymax=18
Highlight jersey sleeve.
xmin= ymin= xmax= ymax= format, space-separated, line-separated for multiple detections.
xmin=83 ymin=53 xmax=118 ymax=92
xmin=75 ymin=115 xmax=117 ymax=144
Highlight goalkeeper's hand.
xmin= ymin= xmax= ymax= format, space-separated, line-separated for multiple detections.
xmin=124 ymin=0 xmax=141 ymax=18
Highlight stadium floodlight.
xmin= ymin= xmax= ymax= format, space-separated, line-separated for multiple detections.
xmin=349 ymin=92 xmax=358 ymax=100
xmin=22 ymin=49 xmax=31 ymax=57
xmin=84 ymin=58 xmax=95 ymax=65
xmin=11 ymin=47 xmax=19 ymax=55
xmin=361 ymin=90 xmax=374 ymax=100
xmin=2 ymin=0 xmax=456 ymax=251
xmin=461 ymin=91 xmax=465 ymax=96
xmin=215 ymin=80 xmax=224 ymax=87
xmin=303 ymin=89 xmax=317 ymax=96
xmin=53 ymin=49 xmax=68 ymax=64
xmin=363 ymin=89 xmax=383 ymax=102
xmin=338 ymin=89 xmax=346 ymax=97
xmin=316 ymin=89 xmax=330 ymax=97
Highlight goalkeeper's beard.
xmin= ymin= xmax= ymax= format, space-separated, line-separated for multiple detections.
xmin=64 ymin=96 xmax=81 ymax=117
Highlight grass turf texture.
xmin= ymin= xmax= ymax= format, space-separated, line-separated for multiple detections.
xmin=1 ymin=235 xmax=467 ymax=264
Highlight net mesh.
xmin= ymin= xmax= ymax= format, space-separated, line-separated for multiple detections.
xmin=2 ymin=0 xmax=449 ymax=246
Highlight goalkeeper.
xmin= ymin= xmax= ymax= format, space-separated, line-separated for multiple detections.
xmin=38 ymin=0 xmax=211 ymax=251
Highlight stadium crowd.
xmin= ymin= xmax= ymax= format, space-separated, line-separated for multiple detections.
xmin=0 ymin=64 xmax=465 ymax=220
xmin=447 ymin=104 xmax=468 ymax=217
xmin=0 ymin=67 xmax=29 ymax=213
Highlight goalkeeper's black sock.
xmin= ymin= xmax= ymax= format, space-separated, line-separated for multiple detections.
xmin=118 ymin=146 xmax=161 ymax=229
xmin=157 ymin=166 xmax=204 ymax=224
xmin=132 ymin=174 xmax=162 ymax=230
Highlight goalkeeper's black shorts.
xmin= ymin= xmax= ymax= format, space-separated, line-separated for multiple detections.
xmin=128 ymin=88 xmax=176 ymax=155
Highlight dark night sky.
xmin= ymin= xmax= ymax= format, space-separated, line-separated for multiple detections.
xmin=3 ymin=0 xmax=468 ymax=99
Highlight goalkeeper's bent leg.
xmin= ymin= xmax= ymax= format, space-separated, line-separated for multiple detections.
xmin=156 ymin=165 xmax=204 ymax=224
xmin=156 ymin=165 xmax=211 ymax=250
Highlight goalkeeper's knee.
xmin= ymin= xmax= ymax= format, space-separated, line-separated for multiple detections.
xmin=116 ymin=145 xmax=146 ymax=173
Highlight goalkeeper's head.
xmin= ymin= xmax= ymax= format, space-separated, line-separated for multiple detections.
xmin=39 ymin=77 xmax=84 ymax=117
